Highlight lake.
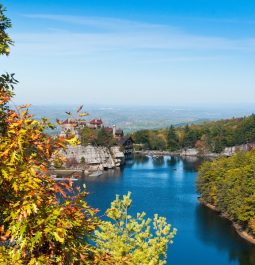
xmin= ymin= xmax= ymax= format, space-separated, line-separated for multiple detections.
xmin=75 ymin=155 xmax=255 ymax=265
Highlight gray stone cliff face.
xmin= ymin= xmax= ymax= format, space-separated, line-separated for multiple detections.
xmin=222 ymin=143 xmax=255 ymax=156
xmin=59 ymin=144 xmax=125 ymax=171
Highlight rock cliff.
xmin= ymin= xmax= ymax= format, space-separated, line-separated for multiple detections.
xmin=59 ymin=144 xmax=125 ymax=172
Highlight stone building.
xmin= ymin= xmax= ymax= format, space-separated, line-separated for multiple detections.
xmin=59 ymin=118 xmax=86 ymax=139
xmin=88 ymin=118 xmax=103 ymax=129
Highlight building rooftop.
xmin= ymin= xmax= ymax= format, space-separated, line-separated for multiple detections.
xmin=90 ymin=118 xmax=103 ymax=125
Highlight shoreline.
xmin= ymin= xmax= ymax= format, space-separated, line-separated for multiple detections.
xmin=135 ymin=150 xmax=219 ymax=158
xmin=198 ymin=197 xmax=255 ymax=245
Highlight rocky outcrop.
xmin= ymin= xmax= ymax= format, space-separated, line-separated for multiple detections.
xmin=59 ymin=144 xmax=125 ymax=172
xmin=222 ymin=143 xmax=255 ymax=156
xmin=180 ymin=148 xmax=199 ymax=156
xmin=111 ymin=146 xmax=125 ymax=167
xmin=135 ymin=142 xmax=255 ymax=158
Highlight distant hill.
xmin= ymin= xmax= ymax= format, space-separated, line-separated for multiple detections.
xmin=29 ymin=104 xmax=255 ymax=134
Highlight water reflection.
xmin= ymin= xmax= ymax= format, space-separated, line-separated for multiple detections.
xmin=182 ymin=156 xmax=206 ymax=172
xmin=195 ymin=204 xmax=255 ymax=265
xmin=83 ymin=168 xmax=124 ymax=183
xmin=70 ymin=155 xmax=255 ymax=265
xmin=166 ymin=156 xmax=179 ymax=166
xmin=152 ymin=156 xmax=165 ymax=167
xmin=133 ymin=154 xmax=149 ymax=165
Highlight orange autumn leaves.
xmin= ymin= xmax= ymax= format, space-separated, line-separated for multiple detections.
xmin=0 ymin=85 xmax=100 ymax=264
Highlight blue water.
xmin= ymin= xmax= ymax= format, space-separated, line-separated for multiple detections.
xmin=76 ymin=156 xmax=255 ymax=265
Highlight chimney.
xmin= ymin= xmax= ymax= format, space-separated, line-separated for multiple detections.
xmin=113 ymin=125 xmax=116 ymax=137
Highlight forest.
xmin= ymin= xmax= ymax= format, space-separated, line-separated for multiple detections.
xmin=132 ymin=115 xmax=255 ymax=153
xmin=197 ymin=149 xmax=255 ymax=237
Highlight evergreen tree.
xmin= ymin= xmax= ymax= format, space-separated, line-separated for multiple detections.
xmin=183 ymin=125 xmax=198 ymax=148
xmin=167 ymin=125 xmax=179 ymax=151
xmin=96 ymin=128 xmax=116 ymax=146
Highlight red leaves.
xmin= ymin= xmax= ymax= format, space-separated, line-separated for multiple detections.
xmin=77 ymin=105 xmax=83 ymax=113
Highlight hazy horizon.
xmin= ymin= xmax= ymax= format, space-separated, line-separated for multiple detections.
xmin=11 ymin=101 xmax=255 ymax=111
xmin=26 ymin=104 xmax=255 ymax=133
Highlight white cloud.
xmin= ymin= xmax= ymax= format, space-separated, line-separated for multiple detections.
xmin=12 ymin=14 xmax=255 ymax=58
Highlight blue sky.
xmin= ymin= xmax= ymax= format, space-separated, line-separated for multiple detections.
xmin=1 ymin=0 xmax=255 ymax=106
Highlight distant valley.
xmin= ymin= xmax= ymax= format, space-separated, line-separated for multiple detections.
xmin=29 ymin=104 xmax=255 ymax=133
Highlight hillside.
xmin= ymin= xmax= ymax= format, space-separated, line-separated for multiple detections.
xmin=132 ymin=114 xmax=255 ymax=153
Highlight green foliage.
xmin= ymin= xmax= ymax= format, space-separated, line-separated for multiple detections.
xmin=167 ymin=126 xmax=179 ymax=151
xmin=197 ymin=150 xmax=255 ymax=236
xmin=96 ymin=128 xmax=116 ymax=147
xmin=80 ymin=127 xmax=97 ymax=146
xmin=133 ymin=115 xmax=255 ymax=153
xmin=80 ymin=127 xmax=117 ymax=147
xmin=132 ymin=130 xmax=150 ymax=149
xmin=148 ymin=132 xmax=167 ymax=150
xmin=95 ymin=192 xmax=177 ymax=265
xmin=0 ymin=4 xmax=13 ymax=55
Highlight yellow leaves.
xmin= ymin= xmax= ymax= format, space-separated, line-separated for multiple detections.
xmin=249 ymin=219 xmax=255 ymax=234
xmin=95 ymin=193 xmax=176 ymax=265
xmin=10 ymin=151 xmax=18 ymax=164
xmin=31 ymin=203 xmax=38 ymax=213
xmin=1 ymin=169 xmax=8 ymax=179
xmin=1 ymin=89 xmax=100 ymax=263
xmin=53 ymin=232 xmax=64 ymax=243
xmin=79 ymin=112 xmax=89 ymax=117
xmin=65 ymin=137 xmax=80 ymax=146
xmin=12 ymin=182 xmax=18 ymax=192
xmin=27 ymin=257 xmax=36 ymax=265
xmin=18 ymin=104 xmax=31 ymax=110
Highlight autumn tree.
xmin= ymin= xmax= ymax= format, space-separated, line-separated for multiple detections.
xmin=0 ymin=5 xmax=99 ymax=264
xmin=94 ymin=193 xmax=177 ymax=265
xmin=0 ymin=5 xmax=176 ymax=264
xmin=197 ymin=150 xmax=255 ymax=236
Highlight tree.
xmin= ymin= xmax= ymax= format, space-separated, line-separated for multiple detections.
xmin=94 ymin=193 xmax=177 ymax=265
xmin=182 ymin=125 xmax=198 ymax=148
xmin=0 ymin=4 xmax=17 ymax=136
xmin=0 ymin=91 xmax=100 ymax=263
xmin=0 ymin=5 xmax=176 ymax=264
xmin=96 ymin=128 xmax=116 ymax=147
xmin=80 ymin=127 xmax=97 ymax=146
xmin=148 ymin=132 xmax=166 ymax=150
xmin=167 ymin=125 xmax=179 ymax=151
xmin=197 ymin=150 xmax=255 ymax=237
xmin=132 ymin=130 xmax=150 ymax=149
xmin=0 ymin=6 xmax=99 ymax=264
xmin=0 ymin=4 xmax=13 ymax=55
